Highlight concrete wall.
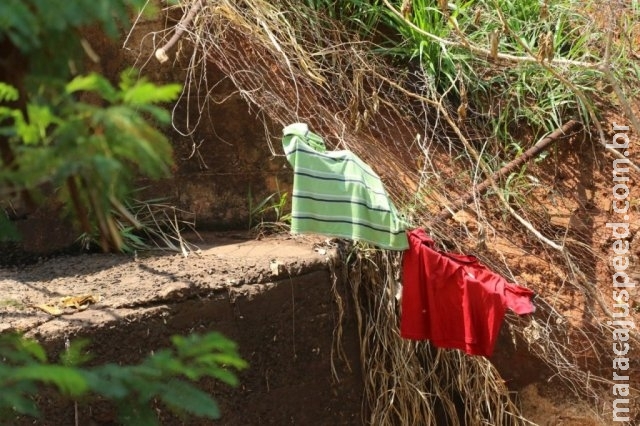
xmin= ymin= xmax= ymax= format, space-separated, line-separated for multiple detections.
xmin=13 ymin=268 xmax=363 ymax=425
xmin=115 ymin=9 xmax=292 ymax=231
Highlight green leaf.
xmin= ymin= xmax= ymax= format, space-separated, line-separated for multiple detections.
xmin=125 ymin=364 xmax=165 ymax=382
xmin=0 ymin=214 xmax=21 ymax=242
xmin=0 ymin=83 xmax=19 ymax=102
xmin=0 ymin=0 xmax=41 ymax=52
xmin=60 ymin=338 xmax=92 ymax=367
xmin=121 ymin=81 xmax=182 ymax=105
xmin=135 ymin=104 xmax=172 ymax=124
xmin=208 ymin=368 xmax=241 ymax=387
xmin=25 ymin=103 xmax=58 ymax=143
xmin=160 ymin=379 xmax=221 ymax=419
xmin=16 ymin=336 xmax=47 ymax=363
xmin=0 ymin=387 xmax=39 ymax=417
xmin=117 ymin=401 xmax=159 ymax=426
xmin=66 ymin=73 xmax=117 ymax=102
xmin=83 ymin=365 xmax=129 ymax=399
xmin=145 ymin=350 xmax=185 ymax=376
xmin=12 ymin=365 xmax=88 ymax=397
xmin=172 ymin=332 xmax=240 ymax=358
xmin=0 ymin=334 xmax=47 ymax=364
xmin=123 ymin=374 xmax=164 ymax=403
xmin=196 ymin=353 xmax=249 ymax=370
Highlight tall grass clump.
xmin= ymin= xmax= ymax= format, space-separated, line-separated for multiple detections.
xmin=384 ymin=0 xmax=602 ymax=149
xmin=301 ymin=0 xmax=611 ymax=158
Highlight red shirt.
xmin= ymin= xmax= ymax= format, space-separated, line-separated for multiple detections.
xmin=401 ymin=229 xmax=535 ymax=357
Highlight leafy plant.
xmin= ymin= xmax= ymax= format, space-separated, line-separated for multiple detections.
xmin=0 ymin=332 xmax=247 ymax=424
xmin=0 ymin=0 xmax=179 ymax=252
xmin=386 ymin=0 xmax=475 ymax=91
xmin=303 ymin=0 xmax=385 ymax=35
xmin=0 ymin=72 xmax=181 ymax=251
xmin=388 ymin=0 xmax=596 ymax=131
xmin=0 ymin=0 xmax=153 ymax=79
xmin=0 ymin=207 xmax=20 ymax=242
xmin=302 ymin=0 xmax=604 ymax=158
xmin=500 ymin=167 xmax=540 ymax=208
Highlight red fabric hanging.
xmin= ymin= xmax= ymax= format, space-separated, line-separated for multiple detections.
xmin=401 ymin=229 xmax=535 ymax=357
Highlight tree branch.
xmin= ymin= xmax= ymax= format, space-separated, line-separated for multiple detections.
xmin=433 ymin=120 xmax=581 ymax=223
xmin=155 ymin=0 xmax=204 ymax=63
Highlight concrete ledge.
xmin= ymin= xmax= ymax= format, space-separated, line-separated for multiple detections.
xmin=1 ymin=233 xmax=363 ymax=425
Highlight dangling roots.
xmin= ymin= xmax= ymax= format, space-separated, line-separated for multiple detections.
xmin=329 ymin=246 xmax=528 ymax=425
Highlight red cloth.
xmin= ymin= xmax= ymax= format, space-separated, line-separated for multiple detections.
xmin=401 ymin=229 xmax=535 ymax=357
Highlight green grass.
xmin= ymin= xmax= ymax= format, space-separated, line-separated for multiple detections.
xmin=248 ymin=177 xmax=291 ymax=234
xmin=303 ymin=0 xmax=623 ymax=164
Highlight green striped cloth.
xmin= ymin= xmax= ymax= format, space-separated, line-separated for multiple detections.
xmin=282 ymin=123 xmax=409 ymax=250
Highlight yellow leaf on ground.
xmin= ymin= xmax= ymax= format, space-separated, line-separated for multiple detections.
xmin=60 ymin=294 xmax=100 ymax=309
xmin=32 ymin=294 xmax=101 ymax=316
xmin=33 ymin=303 xmax=64 ymax=316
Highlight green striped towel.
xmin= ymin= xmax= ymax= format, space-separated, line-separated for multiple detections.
xmin=282 ymin=123 xmax=409 ymax=250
